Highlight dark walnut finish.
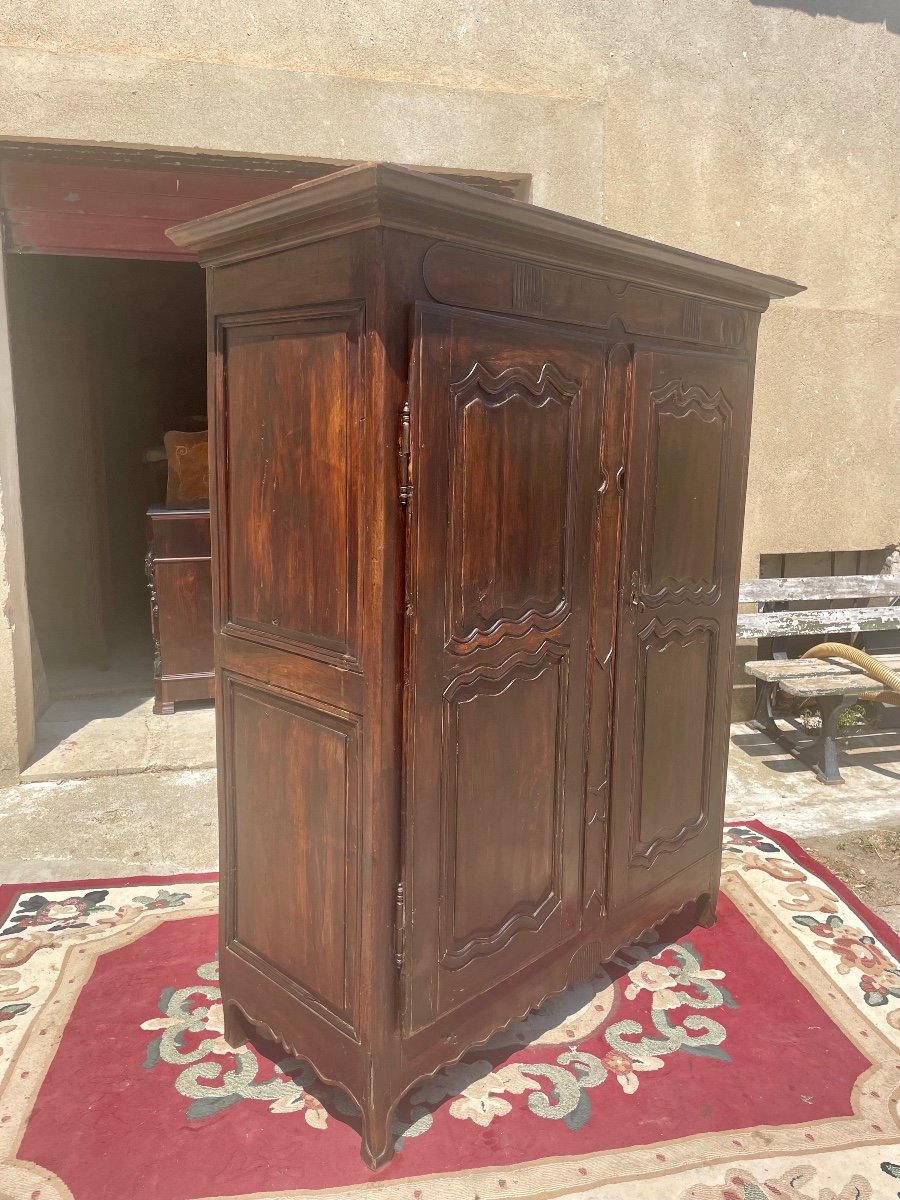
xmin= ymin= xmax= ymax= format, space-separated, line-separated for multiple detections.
xmin=168 ymin=164 xmax=802 ymax=1169
xmin=145 ymin=506 xmax=215 ymax=714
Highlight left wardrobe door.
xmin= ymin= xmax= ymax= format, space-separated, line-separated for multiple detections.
xmin=402 ymin=303 xmax=607 ymax=1037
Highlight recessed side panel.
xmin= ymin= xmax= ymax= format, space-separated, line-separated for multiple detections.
xmin=226 ymin=679 xmax=359 ymax=1033
xmin=221 ymin=306 xmax=362 ymax=664
xmin=441 ymin=648 xmax=567 ymax=970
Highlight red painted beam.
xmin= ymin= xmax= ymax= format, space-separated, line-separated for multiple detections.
xmin=0 ymin=161 xmax=305 ymax=258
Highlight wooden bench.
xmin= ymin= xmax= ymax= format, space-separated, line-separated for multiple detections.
xmin=737 ymin=574 xmax=900 ymax=783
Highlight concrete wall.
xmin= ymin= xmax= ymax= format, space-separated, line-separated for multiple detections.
xmin=0 ymin=0 xmax=897 ymax=763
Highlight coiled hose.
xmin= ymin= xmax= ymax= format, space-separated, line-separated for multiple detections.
xmin=801 ymin=642 xmax=900 ymax=706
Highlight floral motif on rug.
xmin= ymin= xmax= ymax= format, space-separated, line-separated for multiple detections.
xmin=138 ymin=936 xmax=734 ymax=1138
xmin=0 ymin=822 xmax=898 ymax=1200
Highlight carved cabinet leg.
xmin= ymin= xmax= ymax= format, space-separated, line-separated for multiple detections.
xmin=697 ymin=887 xmax=719 ymax=929
xmin=222 ymin=1000 xmax=249 ymax=1049
xmin=359 ymin=1088 xmax=400 ymax=1171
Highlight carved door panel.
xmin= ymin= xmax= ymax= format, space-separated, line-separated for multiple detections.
xmin=610 ymin=349 xmax=751 ymax=909
xmin=403 ymin=304 xmax=607 ymax=1035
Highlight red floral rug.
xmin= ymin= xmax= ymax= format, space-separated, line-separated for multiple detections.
xmin=1 ymin=821 xmax=899 ymax=1200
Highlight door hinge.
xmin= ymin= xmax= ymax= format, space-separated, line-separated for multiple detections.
xmin=629 ymin=569 xmax=646 ymax=613
xmin=399 ymin=395 xmax=412 ymax=507
xmin=393 ymin=880 xmax=406 ymax=970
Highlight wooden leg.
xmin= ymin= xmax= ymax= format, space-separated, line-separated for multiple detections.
xmin=222 ymin=1000 xmax=249 ymax=1049
xmin=359 ymin=1089 xmax=398 ymax=1171
xmin=154 ymin=699 xmax=176 ymax=715
xmin=697 ymin=888 xmax=718 ymax=929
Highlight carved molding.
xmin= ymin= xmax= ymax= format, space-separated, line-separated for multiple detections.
xmin=512 ymin=260 xmax=544 ymax=316
xmin=650 ymin=378 xmax=730 ymax=416
xmin=447 ymin=361 xmax=580 ymax=654
xmin=442 ymin=639 xmax=562 ymax=699
xmin=439 ymin=644 xmax=568 ymax=968
xmin=682 ymin=297 xmax=702 ymax=341
xmin=451 ymin=360 xmax=580 ymax=406
xmin=224 ymin=996 xmax=365 ymax=1106
xmin=628 ymin=617 xmax=718 ymax=868
xmin=441 ymin=892 xmax=561 ymax=970
xmin=639 ymin=379 xmax=732 ymax=607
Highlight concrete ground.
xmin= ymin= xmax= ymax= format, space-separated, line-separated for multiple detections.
xmin=2 ymin=683 xmax=218 ymax=882
xmin=726 ymin=720 xmax=900 ymax=934
xmin=22 ymin=692 xmax=216 ymax=782
xmin=1 ymin=702 xmax=897 ymax=928
xmin=0 ymin=767 xmax=218 ymax=882
xmin=726 ymin=721 xmax=900 ymax=836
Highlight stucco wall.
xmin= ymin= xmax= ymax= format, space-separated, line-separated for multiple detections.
xmin=0 ymin=0 xmax=897 ymax=763
xmin=0 ymin=239 xmax=34 ymax=782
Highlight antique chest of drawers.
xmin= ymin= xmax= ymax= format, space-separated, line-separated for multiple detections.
xmin=145 ymin=505 xmax=214 ymax=714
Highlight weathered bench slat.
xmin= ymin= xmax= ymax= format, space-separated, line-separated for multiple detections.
xmin=736 ymin=606 xmax=900 ymax=641
xmin=777 ymin=674 xmax=897 ymax=698
xmin=739 ymin=575 xmax=900 ymax=604
xmin=746 ymin=662 xmax=899 ymax=697
xmin=745 ymin=653 xmax=900 ymax=681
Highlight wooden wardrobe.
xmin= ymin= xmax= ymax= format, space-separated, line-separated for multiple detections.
xmin=169 ymin=164 xmax=802 ymax=1168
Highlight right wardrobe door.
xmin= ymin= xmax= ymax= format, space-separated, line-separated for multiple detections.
xmin=610 ymin=346 xmax=753 ymax=912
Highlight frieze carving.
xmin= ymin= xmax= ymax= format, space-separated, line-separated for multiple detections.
xmin=682 ymin=297 xmax=702 ymax=341
xmin=423 ymin=243 xmax=748 ymax=350
xmin=512 ymin=260 xmax=544 ymax=316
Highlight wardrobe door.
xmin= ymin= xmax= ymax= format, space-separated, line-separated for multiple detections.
xmin=402 ymin=304 xmax=606 ymax=1036
xmin=610 ymin=348 xmax=752 ymax=911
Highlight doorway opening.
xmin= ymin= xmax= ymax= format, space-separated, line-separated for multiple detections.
xmin=7 ymin=253 xmax=207 ymax=703
xmin=0 ymin=147 xmax=531 ymax=780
